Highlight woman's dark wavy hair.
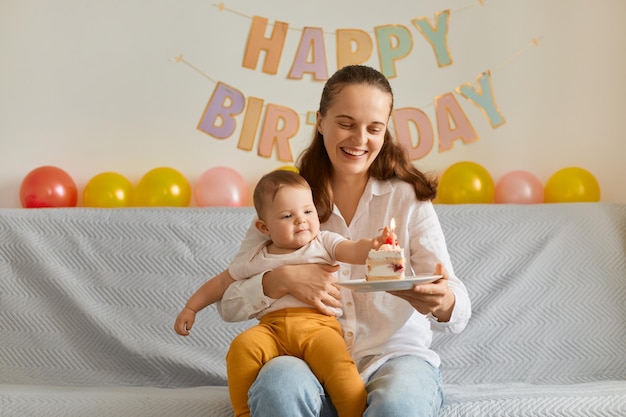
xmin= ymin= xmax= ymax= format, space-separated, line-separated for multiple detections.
xmin=296 ymin=65 xmax=438 ymax=223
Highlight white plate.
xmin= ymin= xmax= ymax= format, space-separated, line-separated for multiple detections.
xmin=336 ymin=274 xmax=443 ymax=292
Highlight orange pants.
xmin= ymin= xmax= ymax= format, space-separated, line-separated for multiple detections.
xmin=226 ymin=308 xmax=366 ymax=417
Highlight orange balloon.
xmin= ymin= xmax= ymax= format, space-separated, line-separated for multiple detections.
xmin=20 ymin=166 xmax=78 ymax=208
xmin=135 ymin=167 xmax=191 ymax=207
xmin=544 ymin=167 xmax=600 ymax=203
xmin=83 ymin=172 xmax=134 ymax=208
xmin=438 ymin=162 xmax=494 ymax=204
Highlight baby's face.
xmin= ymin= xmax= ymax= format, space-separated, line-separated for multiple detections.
xmin=262 ymin=185 xmax=320 ymax=250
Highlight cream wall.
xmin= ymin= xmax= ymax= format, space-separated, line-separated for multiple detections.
xmin=1 ymin=0 xmax=625 ymax=207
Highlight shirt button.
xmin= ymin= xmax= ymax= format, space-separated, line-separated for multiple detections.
xmin=342 ymin=270 xmax=349 ymax=276
xmin=346 ymin=331 xmax=354 ymax=338
xmin=346 ymin=301 xmax=353 ymax=308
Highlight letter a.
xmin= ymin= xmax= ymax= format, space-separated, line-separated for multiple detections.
xmin=435 ymin=92 xmax=479 ymax=151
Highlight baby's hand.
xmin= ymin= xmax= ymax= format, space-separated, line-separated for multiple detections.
xmin=174 ymin=307 xmax=196 ymax=336
xmin=373 ymin=226 xmax=395 ymax=249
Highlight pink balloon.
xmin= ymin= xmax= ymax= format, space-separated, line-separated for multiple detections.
xmin=20 ymin=166 xmax=78 ymax=208
xmin=194 ymin=167 xmax=248 ymax=207
xmin=495 ymin=170 xmax=544 ymax=204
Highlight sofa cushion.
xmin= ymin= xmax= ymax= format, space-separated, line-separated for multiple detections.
xmin=3 ymin=381 xmax=625 ymax=417
xmin=441 ymin=381 xmax=626 ymax=416
xmin=0 ymin=384 xmax=233 ymax=417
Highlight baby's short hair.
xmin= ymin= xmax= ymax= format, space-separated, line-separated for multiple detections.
xmin=253 ymin=170 xmax=311 ymax=219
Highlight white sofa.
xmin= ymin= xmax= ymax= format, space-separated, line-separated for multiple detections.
xmin=1 ymin=203 xmax=625 ymax=416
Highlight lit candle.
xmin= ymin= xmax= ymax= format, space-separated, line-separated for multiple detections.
xmin=390 ymin=218 xmax=396 ymax=248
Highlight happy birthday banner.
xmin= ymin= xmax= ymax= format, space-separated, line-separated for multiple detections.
xmin=176 ymin=1 xmax=542 ymax=162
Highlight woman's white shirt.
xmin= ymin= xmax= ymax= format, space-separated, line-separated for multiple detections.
xmin=218 ymin=177 xmax=471 ymax=380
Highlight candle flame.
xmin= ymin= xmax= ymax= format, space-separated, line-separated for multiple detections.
xmin=390 ymin=218 xmax=396 ymax=231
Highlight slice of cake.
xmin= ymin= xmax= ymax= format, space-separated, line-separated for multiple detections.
xmin=366 ymin=243 xmax=406 ymax=281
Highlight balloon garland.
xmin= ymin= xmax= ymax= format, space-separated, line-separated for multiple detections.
xmin=436 ymin=162 xmax=600 ymax=204
xmin=18 ymin=162 xmax=600 ymax=208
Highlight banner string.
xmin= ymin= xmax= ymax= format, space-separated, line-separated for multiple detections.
xmin=210 ymin=0 xmax=489 ymax=27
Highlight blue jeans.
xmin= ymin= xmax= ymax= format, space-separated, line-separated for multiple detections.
xmin=248 ymin=355 xmax=444 ymax=417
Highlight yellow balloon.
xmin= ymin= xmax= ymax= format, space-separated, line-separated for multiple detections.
xmin=438 ymin=161 xmax=494 ymax=204
xmin=544 ymin=167 xmax=600 ymax=203
xmin=134 ymin=167 xmax=191 ymax=207
xmin=83 ymin=172 xmax=134 ymax=208
xmin=275 ymin=165 xmax=299 ymax=173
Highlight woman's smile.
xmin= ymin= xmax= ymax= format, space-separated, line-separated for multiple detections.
xmin=341 ymin=147 xmax=367 ymax=157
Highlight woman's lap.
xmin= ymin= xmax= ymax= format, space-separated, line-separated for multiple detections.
xmin=248 ymin=356 xmax=332 ymax=417
xmin=248 ymin=355 xmax=443 ymax=417
xmin=364 ymin=355 xmax=443 ymax=417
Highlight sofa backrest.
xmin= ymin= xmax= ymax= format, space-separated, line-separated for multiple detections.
xmin=0 ymin=207 xmax=257 ymax=388
xmin=432 ymin=203 xmax=626 ymax=385
xmin=1 ymin=203 xmax=625 ymax=388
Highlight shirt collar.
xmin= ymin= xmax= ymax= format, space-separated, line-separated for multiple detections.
xmin=330 ymin=176 xmax=394 ymax=219
xmin=369 ymin=176 xmax=394 ymax=197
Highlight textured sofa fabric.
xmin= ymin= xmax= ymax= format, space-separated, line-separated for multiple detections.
xmin=1 ymin=204 xmax=625 ymax=416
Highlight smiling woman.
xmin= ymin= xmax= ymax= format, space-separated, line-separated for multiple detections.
xmin=218 ymin=65 xmax=470 ymax=417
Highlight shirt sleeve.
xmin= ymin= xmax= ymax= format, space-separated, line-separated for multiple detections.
xmin=228 ymin=240 xmax=270 ymax=280
xmin=406 ymin=201 xmax=472 ymax=333
xmin=217 ymin=272 xmax=275 ymax=322
xmin=217 ymin=218 xmax=275 ymax=322
xmin=428 ymin=281 xmax=472 ymax=333
xmin=318 ymin=230 xmax=348 ymax=260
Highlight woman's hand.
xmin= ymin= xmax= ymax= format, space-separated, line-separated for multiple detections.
xmin=262 ymin=263 xmax=342 ymax=316
xmin=387 ymin=264 xmax=456 ymax=322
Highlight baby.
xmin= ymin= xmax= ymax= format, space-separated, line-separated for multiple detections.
xmin=175 ymin=170 xmax=393 ymax=417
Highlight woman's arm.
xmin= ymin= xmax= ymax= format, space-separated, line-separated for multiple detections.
xmin=262 ymin=263 xmax=342 ymax=314
xmin=218 ymin=263 xmax=342 ymax=321
xmin=217 ymin=220 xmax=344 ymax=321
xmin=388 ymin=263 xmax=456 ymax=322
xmin=390 ymin=201 xmax=471 ymax=329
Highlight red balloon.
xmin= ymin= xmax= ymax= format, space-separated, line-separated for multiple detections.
xmin=20 ymin=166 xmax=78 ymax=208
xmin=194 ymin=167 xmax=248 ymax=207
